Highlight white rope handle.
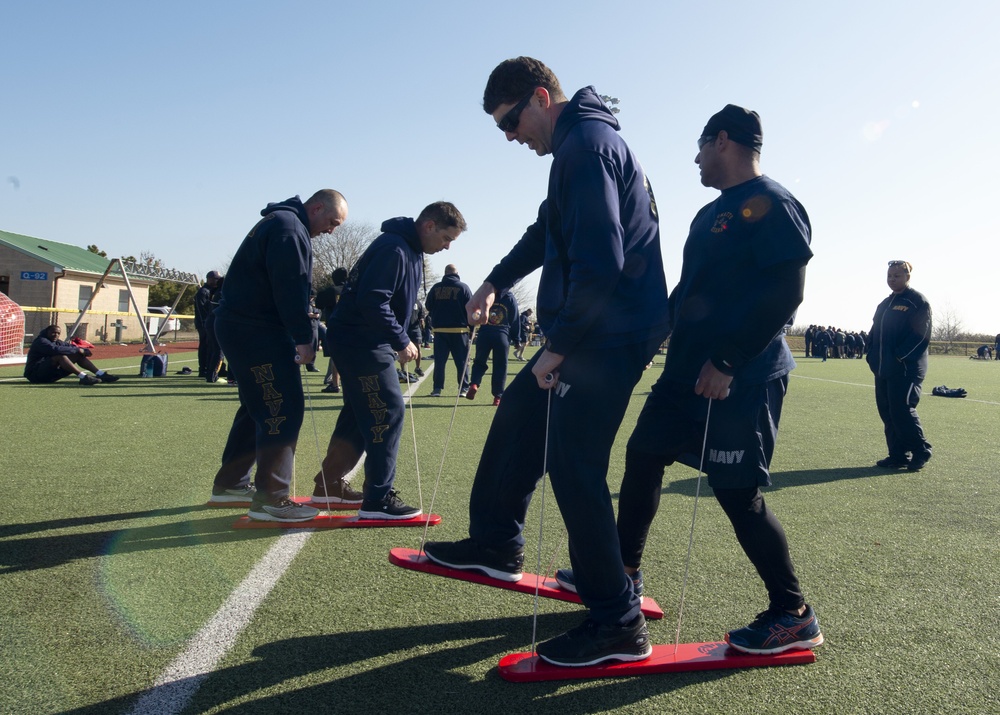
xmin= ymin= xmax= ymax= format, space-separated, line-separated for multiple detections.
xmin=302 ymin=364 xmax=332 ymax=512
xmin=530 ymin=386 xmax=554 ymax=655
xmin=419 ymin=324 xmax=479 ymax=551
xmin=674 ymin=397 xmax=712 ymax=653
xmin=403 ymin=366 xmax=423 ymax=515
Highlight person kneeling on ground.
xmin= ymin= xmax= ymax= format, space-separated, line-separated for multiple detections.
xmin=23 ymin=325 xmax=120 ymax=385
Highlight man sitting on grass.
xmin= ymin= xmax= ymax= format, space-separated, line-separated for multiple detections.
xmin=23 ymin=324 xmax=120 ymax=385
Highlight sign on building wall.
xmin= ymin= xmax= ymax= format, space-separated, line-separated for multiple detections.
xmin=20 ymin=271 xmax=48 ymax=281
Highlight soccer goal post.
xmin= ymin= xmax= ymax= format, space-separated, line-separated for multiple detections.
xmin=0 ymin=291 xmax=26 ymax=366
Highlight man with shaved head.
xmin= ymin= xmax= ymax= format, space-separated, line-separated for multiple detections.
xmin=209 ymin=189 xmax=348 ymax=522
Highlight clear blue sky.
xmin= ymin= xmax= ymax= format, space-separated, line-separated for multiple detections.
xmin=3 ymin=1 xmax=997 ymax=334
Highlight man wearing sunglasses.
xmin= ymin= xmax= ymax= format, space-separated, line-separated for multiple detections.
xmin=424 ymin=57 xmax=670 ymax=667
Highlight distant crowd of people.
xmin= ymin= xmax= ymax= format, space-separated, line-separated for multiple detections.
xmin=804 ymin=325 xmax=867 ymax=360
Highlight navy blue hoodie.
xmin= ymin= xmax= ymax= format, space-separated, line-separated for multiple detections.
xmin=485 ymin=86 xmax=670 ymax=355
xmin=479 ymin=287 xmax=520 ymax=341
xmin=328 ymin=217 xmax=423 ymax=351
xmin=426 ymin=273 xmax=473 ymax=330
xmin=216 ymin=196 xmax=314 ymax=344
xmin=24 ymin=330 xmax=80 ymax=376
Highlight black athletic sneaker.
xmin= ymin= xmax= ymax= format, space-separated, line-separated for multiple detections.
xmin=876 ymin=456 xmax=910 ymax=469
xmin=555 ymin=568 xmax=644 ymax=599
xmin=536 ymin=614 xmax=652 ymax=667
xmin=907 ymin=452 xmax=932 ymax=472
xmin=79 ymin=374 xmax=101 ymax=385
xmin=311 ymin=478 xmax=363 ymax=506
xmin=358 ymin=489 xmax=421 ymax=520
xmin=423 ymin=538 xmax=524 ymax=582
xmin=98 ymin=372 xmax=120 ymax=383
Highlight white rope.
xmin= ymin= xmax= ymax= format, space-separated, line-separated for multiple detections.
xmin=403 ymin=366 xmax=423 ymax=515
xmin=674 ymin=398 xmax=712 ymax=653
xmin=530 ymin=375 xmax=555 ymax=655
xmin=544 ymin=527 xmax=568 ymax=582
xmin=420 ymin=325 xmax=479 ymax=551
xmin=302 ymin=362 xmax=332 ymax=513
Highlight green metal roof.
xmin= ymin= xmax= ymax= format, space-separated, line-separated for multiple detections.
xmin=0 ymin=228 xmax=117 ymax=276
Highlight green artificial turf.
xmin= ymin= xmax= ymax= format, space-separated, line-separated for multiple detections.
xmin=0 ymin=351 xmax=997 ymax=714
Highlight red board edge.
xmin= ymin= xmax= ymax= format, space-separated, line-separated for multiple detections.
xmin=233 ymin=514 xmax=441 ymax=529
xmin=498 ymin=642 xmax=817 ymax=682
xmin=207 ymin=496 xmax=358 ymax=510
xmin=388 ymin=547 xmax=664 ymax=620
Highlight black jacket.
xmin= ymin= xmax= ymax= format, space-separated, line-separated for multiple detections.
xmin=867 ymin=286 xmax=932 ymax=379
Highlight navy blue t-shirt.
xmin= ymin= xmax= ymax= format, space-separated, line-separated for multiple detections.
xmin=664 ymin=175 xmax=813 ymax=386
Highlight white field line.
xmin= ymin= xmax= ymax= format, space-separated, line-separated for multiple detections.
xmin=790 ymin=374 xmax=874 ymax=389
xmin=123 ymin=530 xmax=313 ymax=715
xmin=790 ymin=373 xmax=1000 ymax=405
xmin=125 ymin=370 xmax=427 ymax=715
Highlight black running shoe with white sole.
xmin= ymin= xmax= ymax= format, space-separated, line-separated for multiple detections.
xmin=555 ymin=567 xmax=644 ymax=599
xmin=358 ymin=490 xmax=421 ymax=520
xmin=423 ymin=538 xmax=524 ymax=582
xmin=536 ymin=614 xmax=652 ymax=667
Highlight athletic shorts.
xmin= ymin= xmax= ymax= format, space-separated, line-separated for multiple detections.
xmin=626 ymin=375 xmax=788 ymax=489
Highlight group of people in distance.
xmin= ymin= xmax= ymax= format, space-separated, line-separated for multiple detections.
xmin=805 ymin=325 xmax=867 ymax=360
xmin=422 ymin=263 xmax=526 ymax=406
xmin=204 ymin=55 xmax=827 ymax=668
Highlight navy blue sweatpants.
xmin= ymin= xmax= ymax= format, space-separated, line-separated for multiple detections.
xmin=324 ymin=342 xmax=406 ymax=503
xmin=874 ymin=375 xmax=931 ymax=460
xmin=432 ymin=331 xmax=470 ymax=392
xmin=467 ymin=337 xmax=661 ymax=626
xmin=212 ymin=320 xmax=304 ymax=501
xmin=469 ymin=329 xmax=510 ymax=397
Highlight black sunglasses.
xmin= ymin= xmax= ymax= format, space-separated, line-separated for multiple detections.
xmin=497 ymin=92 xmax=534 ymax=133
xmin=888 ymin=260 xmax=907 ymax=266
xmin=698 ymin=134 xmax=717 ymax=150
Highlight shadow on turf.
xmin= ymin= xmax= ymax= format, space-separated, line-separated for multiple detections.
xmin=660 ymin=466 xmax=892 ymax=497
xmin=62 ymin=613 xmax=734 ymax=715
xmin=0 ymin=507 xmax=271 ymax=573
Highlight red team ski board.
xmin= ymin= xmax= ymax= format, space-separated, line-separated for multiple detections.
xmin=233 ymin=513 xmax=441 ymax=529
xmin=208 ymin=495 xmax=357 ymax=510
xmin=390 ymin=547 xmax=817 ymax=681
xmin=497 ymin=642 xmax=816 ymax=682
xmin=388 ymin=547 xmax=665 ymax=620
